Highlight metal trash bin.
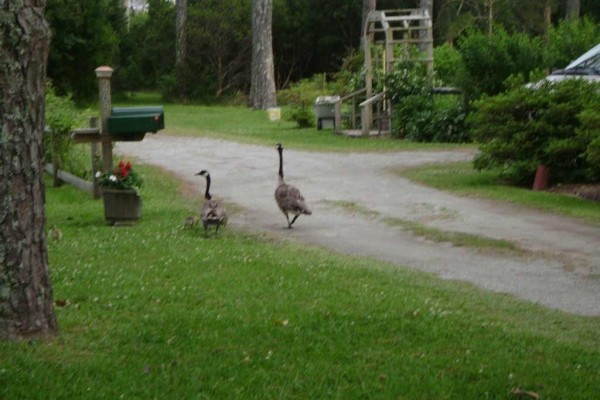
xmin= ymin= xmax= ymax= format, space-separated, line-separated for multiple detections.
xmin=314 ymin=96 xmax=340 ymax=130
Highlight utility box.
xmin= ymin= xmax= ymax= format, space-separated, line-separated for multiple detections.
xmin=107 ymin=106 xmax=165 ymax=140
xmin=314 ymin=96 xmax=339 ymax=130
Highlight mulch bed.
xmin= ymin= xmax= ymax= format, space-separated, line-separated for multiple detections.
xmin=547 ymin=184 xmax=600 ymax=202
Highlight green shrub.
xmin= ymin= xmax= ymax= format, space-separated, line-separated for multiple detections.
xmin=546 ymin=17 xmax=600 ymax=70
xmin=577 ymin=101 xmax=600 ymax=178
xmin=433 ymin=43 xmax=464 ymax=87
xmin=385 ymin=61 xmax=470 ymax=143
xmin=331 ymin=48 xmax=365 ymax=95
xmin=286 ymin=105 xmax=314 ymax=128
xmin=277 ymin=74 xmax=330 ymax=106
xmin=278 ymin=74 xmax=333 ymax=128
xmin=457 ymin=28 xmax=545 ymax=100
xmin=44 ymin=82 xmax=88 ymax=178
xmin=470 ymin=80 xmax=600 ymax=185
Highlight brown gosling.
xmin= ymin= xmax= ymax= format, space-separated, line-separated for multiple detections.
xmin=49 ymin=225 xmax=63 ymax=241
xmin=183 ymin=215 xmax=200 ymax=229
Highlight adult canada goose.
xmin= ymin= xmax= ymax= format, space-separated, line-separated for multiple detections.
xmin=274 ymin=143 xmax=311 ymax=228
xmin=195 ymin=170 xmax=227 ymax=235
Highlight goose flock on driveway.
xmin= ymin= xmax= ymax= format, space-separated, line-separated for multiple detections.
xmin=194 ymin=143 xmax=311 ymax=235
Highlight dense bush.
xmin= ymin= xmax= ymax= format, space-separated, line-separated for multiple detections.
xmin=470 ymin=80 xmax=600 ymax=185
xmin=546 ymin=17 xmax=600 ymax=70
xmin=457 ymin=28 xmax=545 ymax=100
xmin=385 ymin=60 xmax=470 ymax=143
xmin=44 ymin=83 xmax=90 ymax=180
xmin=433 ymin=43 xmax=464 ymax=88
xmin=277 ymin=74 xmax=334 ymax=128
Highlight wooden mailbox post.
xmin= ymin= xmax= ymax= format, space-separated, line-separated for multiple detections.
xmin=71 ymin=66 xmax=164 ymax=198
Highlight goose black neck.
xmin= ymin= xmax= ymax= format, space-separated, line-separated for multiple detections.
xmin=278 ymin=146 xmax=284 ymax=179
xmin=204 ymin=174 xmax=212 ymax=200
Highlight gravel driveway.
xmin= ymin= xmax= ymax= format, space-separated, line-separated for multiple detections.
xmin=118 ymin=136 xmax=600 ymax=316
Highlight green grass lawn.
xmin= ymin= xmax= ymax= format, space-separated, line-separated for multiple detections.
xmin=399 ymin=161 xmax=600 ymax=226
xmin=1 ymin=165 xmax=599 ymax=399
xmin=113 ymin=92 xmax=470 ymax=152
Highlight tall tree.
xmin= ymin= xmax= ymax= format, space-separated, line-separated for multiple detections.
xmin=544 ymin=0 xmax=552 ymax=43
xmin=175 ymin=0 xmax=187 ymax=66
xmin=0 ymin=0 xmax=58 ymax=340
xmin=362 ymin=0 xmax=376 ymax=35
xmin=250 ymin=0 xmax=276 ymax=109
xmin=420 ymin=0 xmax=433 ymax=16
xmin=174 ymin=0 xmax=187 ymax=99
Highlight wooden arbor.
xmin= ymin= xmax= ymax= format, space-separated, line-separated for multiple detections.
xmin=343 ymin=9 xmax=433 ymax=136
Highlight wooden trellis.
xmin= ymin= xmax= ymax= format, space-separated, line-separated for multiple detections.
xmin=360 ymin=8 xmax=433 ymax=135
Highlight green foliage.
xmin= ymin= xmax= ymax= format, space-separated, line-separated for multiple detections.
xmin=470 ymin=80 xmax=600 ymax=185
xmin=115 ymin=0 xmax=176 ymax=96
xmin=44 ymin=82 xmax=88 ymax=176
xmin=273 ymin=0 xmax=363 ymax=86
xmin=384 ymin=61 xmax=470 ymax=143
xmin=45 ymin=0 xmax=127 ymax=102
xmin=546 ymin=17 xmax=600 ymax=70
xmin=278 ymin=74 xmax=331 ymax=106
xmin=286 ymin=106 xmax=314 ymax=128
xmin=433 ymin=43 xmax=464 ymax=87
xmin=278 ymin=74 xmax=333 ymax=128
xmin=331 ymin=49 xmax=365 ymax=95
xmin=577 ymin=101 xmax=600 ymax=169
xmin=457 ymin=28 xmax=545 ymax=99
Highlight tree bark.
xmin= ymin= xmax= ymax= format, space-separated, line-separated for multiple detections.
xmin=0 ymin=0 xmax=57 ymax=340
xmin=361 ymin=0 xmax=376 ymax=36
xmin=420 ymin=0 xmax=433 ymax=16
xmin=566 ymin=0 xmax=580 ymax=19
xmin=175 ymin=0 xmax=187 ymax=99
xmin=544 ymin=0 xmax=552 ymax=44
xmin=175 ymin=0 xmax=187 ymax=66
xmin=249 ymin=0 xmax=276 ymax=109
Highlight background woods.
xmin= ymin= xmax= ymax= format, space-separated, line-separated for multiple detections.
xmin=44 ymin=0 xmax=600 ymax=103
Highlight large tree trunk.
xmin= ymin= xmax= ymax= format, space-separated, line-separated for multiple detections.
xmin=362 ymin=0 xmax=376 ymax=36
xmin=566 ymin=0 xmax=580 ymax=19
xmin=0 ymin=0 xmax=57 ymax=340
xmin=544 ymin=0 xmax=552 ymax=44
xmin=420 ymin=0 xmax=433 ymax=16
xmin=175 ymin=0 xmax=187 ymax=99
xmin=249 ymin=0 xmax=276 ymax=109
xmin=175 ymin=0 xmax=187 ymax=66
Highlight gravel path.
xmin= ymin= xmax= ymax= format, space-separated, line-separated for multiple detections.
xmin=118 ymin=136 xmax=600 ymax=316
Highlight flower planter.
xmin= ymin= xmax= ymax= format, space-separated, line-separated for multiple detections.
xmin=102 ymin=189 xmax=142 ymax=225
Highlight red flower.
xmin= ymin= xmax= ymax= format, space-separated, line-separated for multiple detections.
xmin=125 ymin=161 xmax=132 ymax=172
